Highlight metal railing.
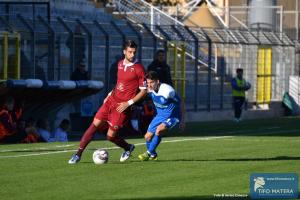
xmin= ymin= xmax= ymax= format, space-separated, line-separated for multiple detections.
xmin=0 ymin=4 xmax=296 ymax=112
xmin=0 ymin=31 xmax=20 ymax=80
xmin=114 ymin=0 xmax=214 ymax=69
xmin=161 ymin=4 xmax=299 ymax=42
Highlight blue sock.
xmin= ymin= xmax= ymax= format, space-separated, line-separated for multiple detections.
xmin=146 ymin=140 xmax=151 ymax=151
xmin=148 ymin=134 xmax=161 ymax=155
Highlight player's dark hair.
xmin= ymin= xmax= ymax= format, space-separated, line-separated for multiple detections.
xmin=123 ymin=40 xmax=137 ymax=50
xmin=146 ymin=71 xmax=159 ymax=81
xmin=60 ymin=119 xmax=70 ymax=130
xmin=60 ymin=119 xmax=70 ymax=126
xmin=236 ymin=68 xmax=243 ymax=73
xmin=155 ymin=49 xmax=165 ymax=59
xmin=156 ymin=49 xmax=165 ymax=55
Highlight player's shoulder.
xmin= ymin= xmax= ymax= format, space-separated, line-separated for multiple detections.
xmin=134 ymin=62 xmax=146 ymax=75
xmin=134 ymin=62 xmax=145 ymax=70
xmin=158 ymin=83 xmax=175 ymax=97
xmin=160 ymin=83 xmax=175 ymax=92
xmin=117 ymin=59 xmax=124 ymax=66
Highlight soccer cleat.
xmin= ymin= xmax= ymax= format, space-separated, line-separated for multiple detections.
xmin=149 ymin=154 xmax=158 ymax=161
xmin=68 ymin=154 xmax=81 ymax=164
xmin=139 ymin=152 xmax=158 ymax=161
xmin=120 ymin=144 xmax=135 ymax=162
xmin=138 ymin=152 xmax=150 ymax=161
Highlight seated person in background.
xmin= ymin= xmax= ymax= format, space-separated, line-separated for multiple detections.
xmin=0 ymin=96 xmax=18 ymax=142
xmin=36 ymin=118 xmax=55 ymax=142
xmin=22 ymin=118 xmax=40 ymax=143
xmin=54 ymin=119 xmax=70 ymax=142
xmin=11 ymin=99 xmax=24 ymax=122
xmin=70 ymin=61 xmax=90 ymax=81
xmin=1 ymin=97 xmax=38 ymax=143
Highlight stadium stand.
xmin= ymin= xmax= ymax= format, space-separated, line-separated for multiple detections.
xmin=0 ymin=0 xmax=297 ymax=137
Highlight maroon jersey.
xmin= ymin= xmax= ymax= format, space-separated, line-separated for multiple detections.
xmin=111 ymin=59 xmax=146 ymax=102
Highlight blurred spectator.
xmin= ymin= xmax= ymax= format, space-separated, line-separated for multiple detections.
xmin=22 ymin=118 xmax=40 ymax=143
xmin=11 ymin=98 xmax=24 ymax=122
xmin=147 ymin=49 xmax=173 ymax=86
xmin=54 ymin=119 xmax=70 ymax=142
xmin=36 ymin=118 xmax=55 ymax=142
xmin=66 ymin=25 xmax=86 ymax=67
xmin=70 ymin=61 xmax=90 ymax=113
xmin=0 ymin=97 xmax=30 ymax=143
xmin=70 ymin=61 xmax=90 ymax=81
xmin=0 ymin=96 xmax=18 ymax=142
xmin=231 ymin=68 xmax=251 ymax=122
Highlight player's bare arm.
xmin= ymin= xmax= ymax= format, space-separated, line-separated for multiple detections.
xmin=116 ymin=89 xmax=147 ymax=113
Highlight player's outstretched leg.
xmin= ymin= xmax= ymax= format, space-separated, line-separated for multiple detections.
xmin=120 ymin=144 xmax=135 ymax=162
xmin=149 ymin=134 xmax=161 ymax=150
xmin=139 ymin=135 xmax=159 ymax=161
xmin=68 ymin=123 xmax=98 ymax=164
xmin=68 ymin=154 xmax=81 ymax=164
xmin=106 ymin=130 xmax=135 ymax=162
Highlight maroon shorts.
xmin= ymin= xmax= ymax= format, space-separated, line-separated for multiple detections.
xmin=95 ymin=96 xmax=130 ymax=131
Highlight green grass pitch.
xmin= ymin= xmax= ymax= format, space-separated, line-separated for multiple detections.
xmin=0 ymin=117 xmax=300 ymax=200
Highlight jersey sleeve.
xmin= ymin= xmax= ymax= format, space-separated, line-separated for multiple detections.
xmin=136 ymin=64 xmax=147 ymax=90
xmin=159 ymin=84 xmax=175 ymax=99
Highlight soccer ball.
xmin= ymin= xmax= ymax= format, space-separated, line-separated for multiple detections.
xmin=92 ymin=149 xmax=109 ymax=165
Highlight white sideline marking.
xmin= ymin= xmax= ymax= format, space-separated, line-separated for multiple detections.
xmin=0 ymin=136 xmax=231 ymax=159
xmin=0 ymin=144 xmax=75 ymax=153
xmin=1 ymin=126 xmax=299 ymax=159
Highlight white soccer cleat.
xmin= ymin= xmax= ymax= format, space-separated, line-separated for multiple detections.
xmin=120 ymin=144 xmax=135 ymax=162
xmin=68 ymin=154 xmax=81 ymax=164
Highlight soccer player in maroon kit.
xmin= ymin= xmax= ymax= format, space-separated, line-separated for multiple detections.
xmin=69 ymin=40 xmax=147 ymax=164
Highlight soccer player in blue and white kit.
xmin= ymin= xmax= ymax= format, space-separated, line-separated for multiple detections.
xmin=138 ymin=71 xmax=185 ymax=161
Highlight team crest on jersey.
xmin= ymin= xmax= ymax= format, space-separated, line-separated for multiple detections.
xmin=116 ymin=83 xmax=124 ymax=91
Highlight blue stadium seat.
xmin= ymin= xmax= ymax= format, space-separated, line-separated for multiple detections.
xmin=6 ymin=79 xmax=27 ymax=88
xmin=43 ymin=80 xmax=61 ymax=89
xmin=25 ymin=79 xmax=43 ymax=88
xmin=75 ymin=80 xmax=89 ymax=89
xmin=58 ymin=80 xmax=76 ymax=89
xmin=87 ymin=80 xmax=104 ymax=89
